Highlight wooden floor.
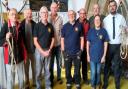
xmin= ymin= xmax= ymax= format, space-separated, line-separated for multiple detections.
xmin=15 ymin=68 xmax=128 ymax=89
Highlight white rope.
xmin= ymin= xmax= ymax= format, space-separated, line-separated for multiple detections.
xmin=120 ymin=44 xmax=128 ymax=59
xmin=6 ymin=29 xmax=17 ymax=73
xmin=120 ymin=25 xmax=128 ymax=60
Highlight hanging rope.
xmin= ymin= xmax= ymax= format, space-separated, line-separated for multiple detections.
xmin=18 ymin=0 xmax=29 ymax=13
xmin=120 ymin=26 xmax=128 ymax=61
xmin=1 ymin=0 xmax=28 ymax=13
xmin=7 ymin=20 xmax=17 ymax=73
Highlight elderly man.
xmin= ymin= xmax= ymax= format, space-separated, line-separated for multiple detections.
xmin=49 ymin=2 xmax=63 ymax=86
xmin=61 ymin=10 xmax=84 ymax=89
xmin=89 ymin=4 xmax=105 ymax=28
xmin=77 ymin=8 xmax=90 ymax=85
xmin=20 ymin=8 xmax=36 ymax=88
xmin=0 ymin=17 xmax=6 ymax=89
xmin=103 ymin=1 xmax=126 ymax=89
xmin=1 ymin=8 xmax=26 ymax=89
xmin=34 ymin=6 xmax=54 ymax=89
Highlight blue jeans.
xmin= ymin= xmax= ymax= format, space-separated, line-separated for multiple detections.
xmin=0 ymin=47 xmax=6 ymax=89
xmin=50 ymin=46 xmax=61 ymax=82
xmin=6 ymin=61 xmax=24 ymax=89
xmin=90 ymin=61 xmax=101 ymax=87
xmin=35 ymin=49 xmax=51 ymax=89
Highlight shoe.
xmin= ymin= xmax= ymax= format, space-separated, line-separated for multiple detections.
xmin=51 ymin=82 xmax=54 ymax=88
xmin=25 ymin=86 xmax=30 ymax=89
xmin=67 ymin=86 xmax=71 ymax=89
xmin=92 ymin=87 xmax=95 ymax=89
xmin=32 ymin=84 xmax=36 ymax=87
xmin=76 ymin=86 xmax=81 ymax=89
xmin=67 ymin=84 xmax=72 ymax=89
xmin=57 ymin=79 xmax=63 ymax=84
xmin=84 ymin=79 xmax=90 ymax=85
xmin=76 ymin=84 xmax=81 ymax=89
xmin=46 ymin=87 xmax=52 ymax=89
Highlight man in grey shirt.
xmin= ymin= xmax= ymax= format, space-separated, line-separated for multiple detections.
xmin=49 ymin=2 xmax=63 ymax=86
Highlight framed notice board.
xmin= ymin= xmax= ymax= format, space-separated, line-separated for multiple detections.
xmin=30 ymin=0 xmax=68 ymax=12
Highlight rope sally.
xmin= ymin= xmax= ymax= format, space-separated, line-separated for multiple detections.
xmin=120 ymin=25 xmax=128 ymax=60
xmin=7 ymin=20 xmax=17 ymax=73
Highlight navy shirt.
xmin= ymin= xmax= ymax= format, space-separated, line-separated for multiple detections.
xmin=87 ymin=28 xmax=109 ymax=63
xmin=33 ymin=22 xmax=54 ymax=49
xmin=61 ymin=21 xmax=83 ymax=55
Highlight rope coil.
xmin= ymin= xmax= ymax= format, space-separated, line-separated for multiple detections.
xmin=120 ymin=25 xmax=128 ymax=61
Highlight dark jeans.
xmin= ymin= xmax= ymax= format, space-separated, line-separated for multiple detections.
xmin=50 ymin=46 xmax=61 ymax=82
xmin=103 ymin=44 xmax=121 ymax=89
xmin=81 ymin=50 xmax=88 ymax=81
xmin=65 ymin=55 xmax=81 ymax=85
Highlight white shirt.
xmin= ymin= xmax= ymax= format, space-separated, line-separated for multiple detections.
xmin=103 ymin=13 xmax=126 ymax=44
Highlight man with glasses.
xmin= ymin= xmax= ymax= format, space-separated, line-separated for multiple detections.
xmin=61 ymin=10 xmax=84 ymax=89
xmin=34 ymin=6 xmax=54 ymax=89
xmin=77 ymin=8 xmax=90 ymax=85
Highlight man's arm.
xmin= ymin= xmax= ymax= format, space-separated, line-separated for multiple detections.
xmin=80 ymin=36 xmax=84 ymax=51
xmin=101 ymin=42 xmax=108 ymax=63
xmin=34 ymin=37 xmax=43 ymax=53
xmin=34 ymin=37 xmax=48 ymax=57
xmin=86 ymin=41 xmax=90 ymax=63
xmin=61 ymin=37 xmax=64 ymax=51
xmin=49 ymin=37 xmax=54 ymax=52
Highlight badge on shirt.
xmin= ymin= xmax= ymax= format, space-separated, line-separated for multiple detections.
xmin=99 ymin=35 xmax=103 ymax=40
xmin=48 ymin=27 xmax=51 ymax=33
xmin=75 ymin=27 xmax=78 ymax=32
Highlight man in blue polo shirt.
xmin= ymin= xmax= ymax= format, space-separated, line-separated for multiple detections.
xmin=61 ymin=10 xmax=84 ymax=89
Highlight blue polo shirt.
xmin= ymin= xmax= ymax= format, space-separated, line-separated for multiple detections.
xmin=87 ymin=28 xmax=109 ymax=63
xmin=61 ymin=21 xmax=83 ymax=55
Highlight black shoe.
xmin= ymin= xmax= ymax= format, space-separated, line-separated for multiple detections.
xmin=32 ymin=84 xmax=36 ymax=87
xmin=84 ymin=79 xmax=90 ymax=85
xmin=57 ymin=79 xmax=63 ymax=84
xmin=25 ymin=86 xmax=30 ymax=89
xmin=51 ymin=82 xmax=54 ymax=88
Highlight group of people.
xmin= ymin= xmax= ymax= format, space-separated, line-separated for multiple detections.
xmin=0 ymin=0 xmax=127 ymax=89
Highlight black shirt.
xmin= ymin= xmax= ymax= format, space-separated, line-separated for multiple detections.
xmin=0 ymin=23 xmax=8 ymax=46
xmin=33 ymin=22 xmax=54 ymax=49
xmin=0 ymin=22 xmax=25 ymax=63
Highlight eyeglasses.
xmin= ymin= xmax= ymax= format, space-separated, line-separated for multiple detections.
xmin=40 ymin=11 xmax=48 ymax=14
xmin=79 ymin=13 xmax=86 ymax=14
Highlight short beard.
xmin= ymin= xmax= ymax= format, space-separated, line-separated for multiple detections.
xmin=110 ymin=11 xmax=116 ymax=15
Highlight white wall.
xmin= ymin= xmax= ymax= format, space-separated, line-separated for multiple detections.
xmin=1 ymin=0 xmax=29 ymax=12
xmin=68 ymin=0 xmax=86 ymax=12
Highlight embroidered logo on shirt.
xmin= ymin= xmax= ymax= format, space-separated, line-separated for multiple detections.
xmin=99 ymin=35 xmax=103 ymax=40
xmin=75 ymin=27 xmax=78 ymax=32
xmin=48 ymin=28 xmax=51 ymax=33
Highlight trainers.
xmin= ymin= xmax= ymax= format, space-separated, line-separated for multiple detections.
xmin=76 ymin=86 xmax=81 ymax=89
xmin=67 ymin=86 xmax=71 ymax=89
xmin=76 ymin=84 xmax=81 ymax=89
xmin=67 ymin=84 xmax=72 ymax=89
